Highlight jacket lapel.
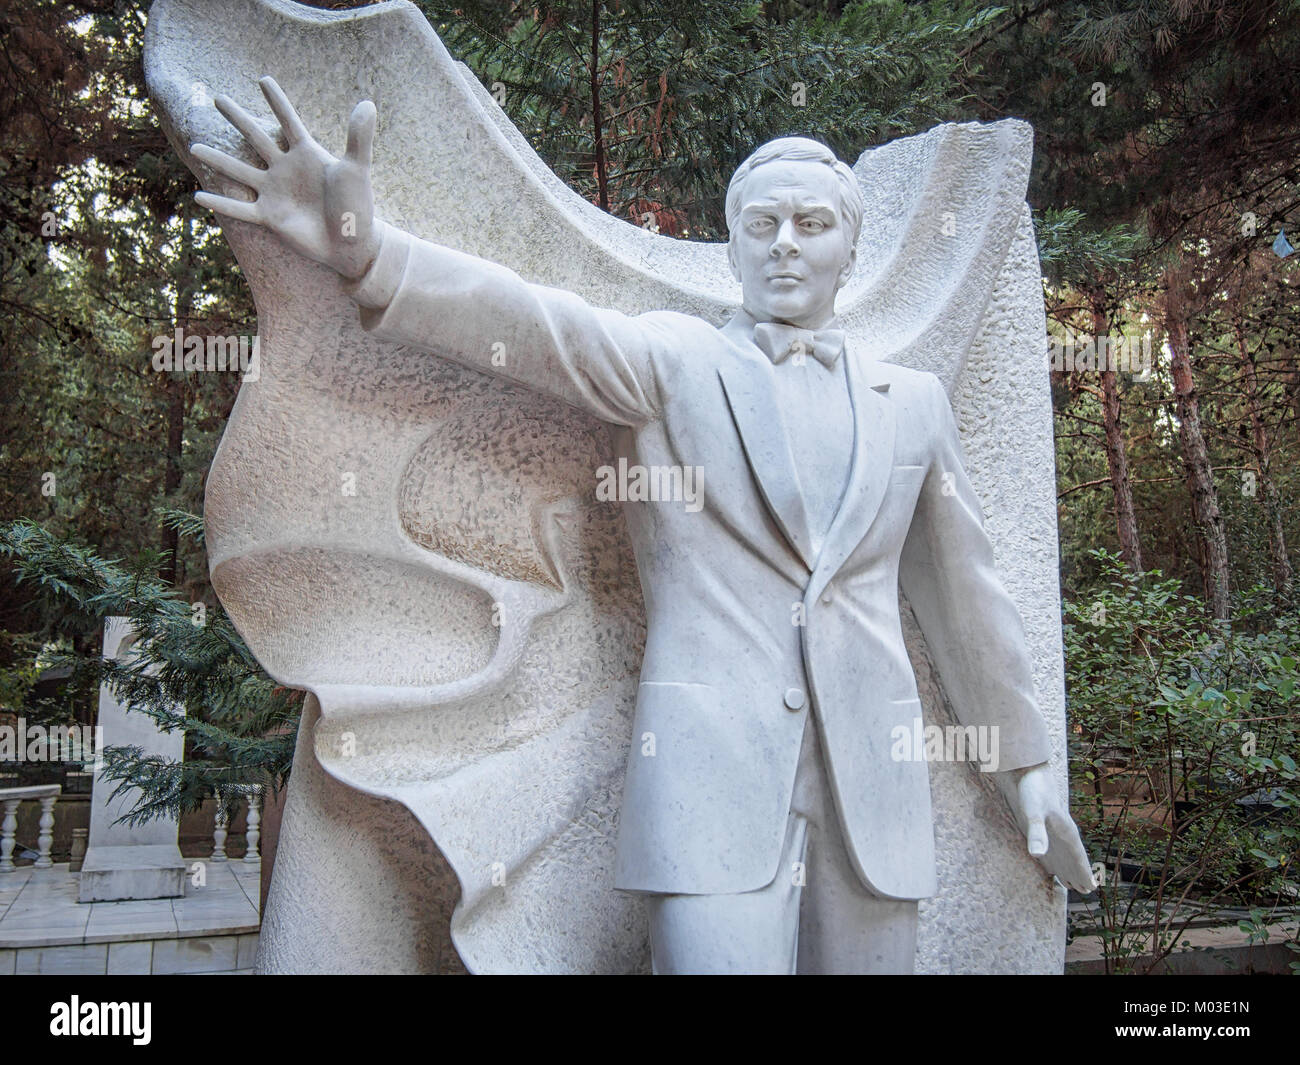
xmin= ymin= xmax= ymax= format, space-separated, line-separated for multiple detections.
xmin=717 ymin=360 xmax=817 ymax=570
xmin=808 ymin=345 xmax=896 ymax=598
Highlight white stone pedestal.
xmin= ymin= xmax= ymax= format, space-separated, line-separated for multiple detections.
xmin=79 ymin=843 xmax=186 ymax=902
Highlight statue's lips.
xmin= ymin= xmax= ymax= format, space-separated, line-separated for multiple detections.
xmin=766 ymin=272 xmax=804 ymax=286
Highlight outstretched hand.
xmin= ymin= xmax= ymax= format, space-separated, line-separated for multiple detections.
xmin=997 ymin=764 xmax=1097 ymax=894
xmin=191 ymin=76 xmax=380 ymax=279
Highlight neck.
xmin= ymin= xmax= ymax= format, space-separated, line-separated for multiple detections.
xmin=740 ymin=304 xmax=839 ymax=331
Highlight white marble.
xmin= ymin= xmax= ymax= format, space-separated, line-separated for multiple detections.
xmin=1 ymin=861 xmax=260 ymax=954
xmin=85 ymin=900 xmax=180 ymax=944
xmin=15 ymin=942 xmax=109 ymax=975
xmin=79 ymin=844 xmax=186 ymax=903
xmin=145 ymin=0 xmax=1092 ymax=973
xmin=106 ymin=940 xmax=155 ymax=975
xmin=146 ymin=935 xmax=241 ymax=975
xmin=79 ymin=618 xmax=186 ymax=902
xmin=0 ymin=785 xmax=60 ymax=872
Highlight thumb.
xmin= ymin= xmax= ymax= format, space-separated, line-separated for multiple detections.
xmin=1026 ymin=816 xmax=1048 ymax=856
xmin=345 ymin=100 xmax=377 ymax=168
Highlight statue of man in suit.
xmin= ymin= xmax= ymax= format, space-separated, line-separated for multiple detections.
xmin=193 ymin=77 xmax=1095 ymax=975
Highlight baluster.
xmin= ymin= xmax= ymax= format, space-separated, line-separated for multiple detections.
xmin=212 ymin=801 xmax=229 ymax=862
xmin=35 ymin=794 xmax=56 ymax=868
xmin=243 ymin=788 xmax=261 ymax=863
xmin=0 ymin=798 xmax=18 ymax=873
xmin=69 ymin=827 xmax=88 ymax=872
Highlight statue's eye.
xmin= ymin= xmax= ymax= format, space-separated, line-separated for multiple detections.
xmin=799 ymin=218 xmax=826 ymax=233
xmin=748 ymin=216 xmax=775 ymax=233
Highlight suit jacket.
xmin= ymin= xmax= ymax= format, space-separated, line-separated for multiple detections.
xmin=345 ymin=222 xmax=1053 ymax=900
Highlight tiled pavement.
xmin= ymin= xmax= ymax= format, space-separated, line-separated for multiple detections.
xmin=0 ymin=860 xmax=260 ymax=974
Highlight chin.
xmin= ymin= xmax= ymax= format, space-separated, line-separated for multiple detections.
xmin=763 ymin=302 xmax=817 ymax=324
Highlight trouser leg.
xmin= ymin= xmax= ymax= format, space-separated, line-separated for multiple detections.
xmin=646 ymin=716 xmax=920 ymax=974
xmin=793 ymin=824 xmax=918 ymax=974
xmin=791 ymin=717 xmax=918 ymax=974
xmin=646 ymin=813 xmax=807 ymax=975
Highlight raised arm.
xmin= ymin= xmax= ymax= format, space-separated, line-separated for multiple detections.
xmin=192 ymin=77 xmax=664 ymax=426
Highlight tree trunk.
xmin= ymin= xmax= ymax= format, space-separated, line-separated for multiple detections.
xmin=589 ymin=0 xmax=609 ymax=213
xmin=1234 ymin=315 xmax=1292 ymax=597
xmin=1282 ymin=345 xmax=1300 ymax=425
xmin=160 ymin=207 xmax=191 ymax=587
xmin=1091 ymin=293 xmax=1144 ymax=571
xmin=1163 ymin=276 xmax=1231 ymax=619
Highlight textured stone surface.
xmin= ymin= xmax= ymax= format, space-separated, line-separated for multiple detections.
xmin=910 ymin=209 xmax=1066 ymax=973
xmin=145 ymin=0 xmax=1065 ymax=973
xmin=255 ymin=696 xmax=465 ymax=974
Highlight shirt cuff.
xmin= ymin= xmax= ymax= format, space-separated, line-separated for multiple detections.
xmin=342 ymin=219 xmax=410 ymax=310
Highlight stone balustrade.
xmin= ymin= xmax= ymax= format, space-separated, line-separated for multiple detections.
xmin=1 ymin=783 xmax=266 ymax=873
xmin=0 ymin=785 xmax=62 ymax=872
xmin=210 ymin=785 xmax=263 ymax=863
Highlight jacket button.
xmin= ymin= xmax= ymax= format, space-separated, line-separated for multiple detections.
xmin=784 ymin=687 xmax=806 ymax=711
xmin=821 ymin=587 xmax=833 ymax=605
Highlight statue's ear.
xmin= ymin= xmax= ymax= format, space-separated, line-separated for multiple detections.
xmin=837 ymin=243 xmax=857 ymax=289
xmin=727 ymin=235 xmax=741 ymax=283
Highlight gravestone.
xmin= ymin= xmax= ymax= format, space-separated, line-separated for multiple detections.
xmin=78 ymin=617 xmax=186 ymax=903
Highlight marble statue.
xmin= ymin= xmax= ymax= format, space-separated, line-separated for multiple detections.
xmin=144 ymin=0 xmax=1094 ymax=974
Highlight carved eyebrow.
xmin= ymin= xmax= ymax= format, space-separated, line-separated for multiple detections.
xmin=739 ymin=199 xmax=837 ymax=217
xmin=743 ymin=198 xmax=842 ymax=217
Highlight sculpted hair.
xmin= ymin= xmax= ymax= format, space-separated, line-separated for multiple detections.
xmin=725 ymin=137 xmax=864 ymax=248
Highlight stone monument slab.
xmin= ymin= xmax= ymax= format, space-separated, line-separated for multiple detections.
xmin=79 ymin=617 xmax=185 ymax=903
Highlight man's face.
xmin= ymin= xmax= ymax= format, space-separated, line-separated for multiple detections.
xmin=728 ymin=158 xmax=856 ymax=329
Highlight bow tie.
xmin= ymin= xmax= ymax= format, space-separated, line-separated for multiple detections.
xmin=752 ymin=322 xmax=845 ymax=368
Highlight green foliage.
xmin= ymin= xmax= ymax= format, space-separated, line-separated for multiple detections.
xmin=0 ymin=517 xmax=299 ymax=826
xmin=420 ymin=0 xmax=1000 ymax=238
xmin=0 ymin=0 xmax=251 ymax=619
xmin=1035 ymin=206 xmax=1143 ymax=287
xmin=0 ymin=3 xmax=1295 ymax=971
xmin=1065 ymin=550 xmax=1300 ymax=972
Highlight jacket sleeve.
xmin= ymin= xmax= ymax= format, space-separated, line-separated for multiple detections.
xmin=898 ymin=373 xmax=1052 ymax=772
xmin=341 ymin=220 xmax=665 ymax=427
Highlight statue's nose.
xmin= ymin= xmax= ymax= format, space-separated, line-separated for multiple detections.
xmin=770 ymin=218 xmax=799 ymax=256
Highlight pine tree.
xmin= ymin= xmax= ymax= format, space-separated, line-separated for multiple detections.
xmin=418 ymin=0 xmax=1004 ymax=237
xmin=0 ymin=515 xmax=298 ymax=826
